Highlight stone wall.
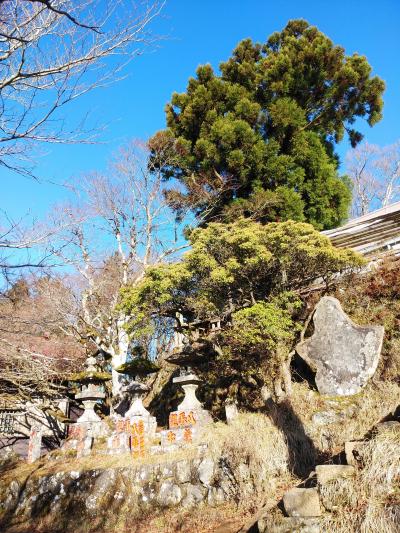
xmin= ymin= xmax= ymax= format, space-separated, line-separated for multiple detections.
xmin=0 ymin=453 xmax=228 ymax=533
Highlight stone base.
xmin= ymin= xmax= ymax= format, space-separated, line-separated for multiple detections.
xmin=127 ymin=414 xmax=157 ymax=439
xmin=160 ymin=426 xmax=199 ymax=449
xmin=168 ymin=409 xmax=212 ymax=430
xmin=283 ymin=488 xmax=322 ymax=518
xmin=77 ymin=436 xmax=93 ymax=458
xmin=68 ymin=420 xmax=108 ymax=440
xmin=107 ymin=432 xmax=131 ymax=455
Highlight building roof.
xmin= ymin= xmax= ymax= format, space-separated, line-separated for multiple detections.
xmin=323 ymin=201 xmax=400 ymax=256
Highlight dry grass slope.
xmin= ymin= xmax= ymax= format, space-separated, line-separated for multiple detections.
xmin=320 ymin=425 xmax=400 ymax=532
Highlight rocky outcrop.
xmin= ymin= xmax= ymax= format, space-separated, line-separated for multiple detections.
xmin=296 ymin=296 xmax=384 ymax=396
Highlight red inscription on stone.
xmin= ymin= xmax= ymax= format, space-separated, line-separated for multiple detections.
xmin=167 ymin=431 xmax=176 ymax=444
xmin=131 ymin=420 xmax=145 ymax=458
xmin=131 ymin=419 xmax=145 ymax=436
xmin=171 ymin=411 xmax=197 ymax=428
xmin=186 ymin=411 xmax=196 ymax=426
xmin=183 ymin=428 xmax=192 ymax=443
xmin=169 ymin=413 xmax=178 ymax=428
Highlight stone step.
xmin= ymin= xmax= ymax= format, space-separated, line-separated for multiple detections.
xmin=283 ymin=487 xmax=322 ymax=518
xmin=258 ymin=516 xmax=320 ymax=533
xmin=315 ymin=464 xmax=355 ymax=486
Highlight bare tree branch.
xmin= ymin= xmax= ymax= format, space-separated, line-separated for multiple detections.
xmin=0 ymin=0 xmax=164 ymax=175
xmin=347 ymin=140 xmax=400 ymax=217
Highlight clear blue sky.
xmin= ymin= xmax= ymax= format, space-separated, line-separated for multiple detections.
xmin=2 ymin=0 xmax=400 ymax=220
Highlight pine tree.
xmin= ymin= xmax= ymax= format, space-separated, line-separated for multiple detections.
xmin=150 ymin=19 xmax=384 ymax=229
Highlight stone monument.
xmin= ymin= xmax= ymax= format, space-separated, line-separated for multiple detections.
xmin=161 ymin=368 xmax=212 ymax=449
xmin=27 ymin=425 xmax=42 ymax=463
xmin=296 ymin=296 xmax=384 ymax=396
xmin=74 ymin=356 xmax=108 ymax=437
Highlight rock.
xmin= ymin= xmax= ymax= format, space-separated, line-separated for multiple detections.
xmin=344 ymin=441 xmax=365 ymax=466
xmin=296 ymin=296 xmax=384 ymax=396
xmin=375 ymin=420 xmax=400 ymax=433
xmin=207 ymin=486 xmax=225 ymax=505
xmin=283 ymin=488 xmax=322 ymax=518
xmin=157 ymin=480 xmax=182 ymax=506
xmin=258 ymin=516 xmax=320 ymax=533
xmin=175 ymin=460 xmax=192 ymax=483
xmin=181 ymin=484 xmax=206 ymax=507
xmin=225 ymin=401 xmax=238 ymax=424
xmin=316 ymin=465 xmax=355 ymax=485
xmin=198 ymin=457 xmax=215 ymax=486
xmin=312 ymin=410 xmax=344 ymax=426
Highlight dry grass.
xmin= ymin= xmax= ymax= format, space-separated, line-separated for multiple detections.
xmin=288 ymin=381 xmax=400 ymax=456
xmin=320 ymin=424 xmax=400 ymax=532
xmin=130 ymin=501 xmax=251 ymax=533
xmin=203 ymin=412 xmax=295 ymax=506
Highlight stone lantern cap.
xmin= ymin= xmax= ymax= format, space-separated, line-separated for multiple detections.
xmin=123 ymin=380 xmax=149 ymax=394
xmin=75 ymin=389 xmax=105 ymax=401
xmin=173 ymin=373 xmax=202 ymax=385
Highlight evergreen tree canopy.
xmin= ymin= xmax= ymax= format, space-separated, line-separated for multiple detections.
xmin=120 ymin=219 xmax=364 ymax=393
xmin=150 ymin=19 xmax=384 ymax=229
xmin=120 ymin=219 xmax=363 ymax=328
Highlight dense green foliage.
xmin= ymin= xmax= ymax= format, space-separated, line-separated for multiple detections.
xmin=121 ymin=219 xmax=363 ymax=394
xmin=150 ymin=19 xmax=384 ymax=229
xmin=121 ymin=219 xmax=363 ymax=323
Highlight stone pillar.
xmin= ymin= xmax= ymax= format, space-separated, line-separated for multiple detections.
xmin=27 ymin=426 xmax=42 ymax=463
xmin=124 ymin=382 xmax=157 ymax=438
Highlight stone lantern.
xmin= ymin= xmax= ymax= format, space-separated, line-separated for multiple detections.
xmin=73 ymin=355 xmax=109 ymax=438
xmin=160 ymin=352 xmax=212 ymax=449
xmin=115 ymin=358 xmax=159 ymax=438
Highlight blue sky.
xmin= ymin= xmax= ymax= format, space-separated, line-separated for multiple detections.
xmin=2 ymin=0 xmax=400 ymax=221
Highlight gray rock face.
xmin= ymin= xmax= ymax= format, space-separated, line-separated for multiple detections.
xmin=315 ymin=464 xmax=355 ymax=485
xmin=157 ymin=481 xmax=182 ymax=506
xmin=283 ymin=488 xmax=322 ymax=518
xmin=296 ymin=296 xmax=384 ymax=396
xmin=258 ymin=516 xmax=321 ymax=533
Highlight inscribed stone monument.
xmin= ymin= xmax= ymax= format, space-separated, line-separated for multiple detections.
xmin=296 ymin=296 xmax=384 ymax=396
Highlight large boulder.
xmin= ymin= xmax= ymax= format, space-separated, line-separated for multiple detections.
xmin=296 ymin=296 xmax=384 ymax=396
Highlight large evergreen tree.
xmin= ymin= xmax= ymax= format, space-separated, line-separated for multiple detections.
xmin=150 ymin=19 xmax=384 ymax=229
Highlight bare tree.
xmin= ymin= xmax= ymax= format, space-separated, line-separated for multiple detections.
xmin=375 ymin=142 xmax=400 ymax=207
xmin=0 ymin=275 xmax=84 ymax=401
xmin=0 ymin=0 xmax=163 ymax=176
xmin=46 ymin=139 xmax=188 ymax=395
xmin=347 ymin=141 xmax=400 ymax=217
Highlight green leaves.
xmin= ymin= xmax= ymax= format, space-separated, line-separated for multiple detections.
xmin=150 ymin=19 xmax=384 ymax=229
xmin=121 ymin=219 xmax=364 ymax=327
xmin=121 ymin=219 xmax=364 ymax=389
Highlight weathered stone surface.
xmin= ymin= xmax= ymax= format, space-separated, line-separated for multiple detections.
xmin=296 ymin=296 xmax=384 ymax=396
xmin=225 ymin=401 xmax=239 ymax=424
xmin=258 ymin=516 xmax=320 ymax=533
xmin=345 ymin=441 xmax=366 ymax=466
xmin=181 ymin=484 xmax=206 ymax=507
xmin=198 ymin=457 xmax=215 ymax=486
xmin=207 ymin=486 xmax=225 ymax=505
xmin=175 ymin=460 xmax=192 ymax=483
xmin=375 ymin=420 xmax=400 ymax=433
xmin=283 ymin=488 xmax=322 ymax=518
xmin=316 ymin=464 xmax=355 ymax=485
xmin=157 ymin=480 xmax=182 ymax=506
xmin=0 ymin=453 xmax=229 ymax=532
